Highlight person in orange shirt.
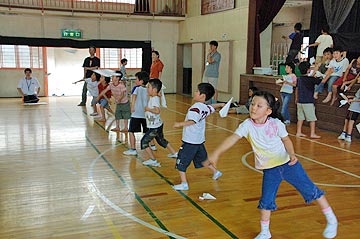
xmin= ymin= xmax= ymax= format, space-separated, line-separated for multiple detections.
xmin=150 ymin=50 xmax=164 ymax=79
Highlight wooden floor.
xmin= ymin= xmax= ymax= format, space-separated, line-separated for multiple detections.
xmin=0 ymin=95 xmax=359 ymax=239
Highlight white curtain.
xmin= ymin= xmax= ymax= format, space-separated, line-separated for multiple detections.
xmin=323 ymin=0 xmax=356 ymax=33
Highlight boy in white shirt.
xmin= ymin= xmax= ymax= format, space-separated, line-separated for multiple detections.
xmin=314 ymin=47 xmax=349 ymax=103
xmin=141 ymin=78 xmax=178 ymax=166
xmin=172 ymin=83 xmax=224 ymax=191
xmin=17 ymin=68 xmax=41 ymax=103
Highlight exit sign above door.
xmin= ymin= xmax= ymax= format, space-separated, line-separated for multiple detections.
xmin=61 ymin=29 xmax=82 ymax=39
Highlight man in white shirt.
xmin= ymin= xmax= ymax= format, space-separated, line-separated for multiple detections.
xmin=17 ymin=68 xmax=41 ymax=103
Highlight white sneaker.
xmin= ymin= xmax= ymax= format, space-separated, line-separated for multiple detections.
xmin=167 ymin=152 xmax=178 ymax=158
xmin=254 ymin=231 xmax=271 ymax=239
xmin=212 ymin=171 xmax=222 ymax=180
xmin=284 ymin=120 xmax=291 ymax=125
xmin=323 ymin=222 xmax=338 ymax=239
xmin=172 ymin=182 xmax=189 ymax=191
xmin=142 ymin=159 xmax=158 ymax=166
xmin=123 ymin=149 xmax=137 ymax=156
xmin=337 ymin=133 xmax=346 ymax=140
xmin=90 ymin=112 xmax=98 ymax=116
xmin=150 ymin=145 xmax=157 ymax=151
xmin=345 ymin=136 xmax=352 ymax=143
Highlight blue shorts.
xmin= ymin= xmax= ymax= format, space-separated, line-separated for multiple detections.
xmin=258 ymin=161 xmax=324 ymax=211
xmin=175 ymin=142 xmax=207 ymax=172
xmin=99 ymin=98 xmax=109 ymax=109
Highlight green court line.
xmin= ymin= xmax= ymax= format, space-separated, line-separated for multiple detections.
xmin=83 ymin=110 xmax=239 ymax=239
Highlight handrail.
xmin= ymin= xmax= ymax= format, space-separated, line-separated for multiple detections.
xmin=0 ymin=0 xmax=185 ymax=17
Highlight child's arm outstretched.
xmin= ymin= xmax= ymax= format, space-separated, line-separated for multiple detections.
xmin=211 ymin=103 xmax=225 ymax=109
xmin=208 ymin=134 xmax=241 ymax=167
xmin=173 ymin=120 xmax=195 ymax=128
xmin=281 ymin=136 xmax=298 ymax=165
xmin=73 ymin=79 xmax=85 ymax=84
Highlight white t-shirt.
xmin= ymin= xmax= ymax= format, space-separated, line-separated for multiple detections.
xmin=235 ymin=118 xmax=290 ymax=170
xmin=315 ymin=34 xmax=333 ymax=56
xmin=132 ymin=86 xmax=148 ymax=118
xmin=145 ymin=96 xmax=163 ymax=128
xmin=182 ymin=102 xmax=215 ymax=144
xmin=17 ymin=77 xmax=40 ymax=95
xmin=329 ymin=58 xmax=349 ymax=77
xmin=85 ymin=78 xmax=99 ymax=97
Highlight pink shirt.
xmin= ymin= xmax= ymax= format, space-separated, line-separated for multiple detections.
xmin=108 ymin=82 xmax=128 ymax=104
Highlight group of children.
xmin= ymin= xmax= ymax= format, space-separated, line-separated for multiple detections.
xmin=74 ymin=63 xmax=340 ymax=238
xmin=276 ymin=47 xmax=360 ymax=142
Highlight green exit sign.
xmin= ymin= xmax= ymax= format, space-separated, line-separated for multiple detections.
xmin=61 ymin=29 xmax=82 ymax=39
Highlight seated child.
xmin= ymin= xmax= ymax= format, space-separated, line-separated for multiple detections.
xmin=96 ymin=75 xmax=113 ymax=121
xmin=228 ymin=87 xmax=258 ymax=114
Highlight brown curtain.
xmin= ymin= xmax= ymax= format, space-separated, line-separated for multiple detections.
xmin=254 ymin=0 xmax=286 ymax=66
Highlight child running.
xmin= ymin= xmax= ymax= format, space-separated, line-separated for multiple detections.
xmin=172 ymin=83 xmax=224 ymax=191
xmin=141 ymin=78 xmax=178 ymax=166
xmin=208 ymin=91 xmax=338 ymax=239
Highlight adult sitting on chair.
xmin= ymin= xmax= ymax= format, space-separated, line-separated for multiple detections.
xmin=17 ymin=68 xmax=41 ymax=103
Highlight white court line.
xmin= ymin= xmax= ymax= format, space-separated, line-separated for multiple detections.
xmin=87 ymin=145 xmax=188 ymax=239
xmin=241 ymin=151 xmax=360 ymax=188
xmin=81 ymin=205 xmax=95 ymax=221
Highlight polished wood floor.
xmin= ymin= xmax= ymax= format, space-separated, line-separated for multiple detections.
xmin=0 ymin=95 xmax=359 ymax=239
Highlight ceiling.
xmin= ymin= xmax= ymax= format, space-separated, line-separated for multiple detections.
xmin=284 ymin=0 xmax=312 ymax=7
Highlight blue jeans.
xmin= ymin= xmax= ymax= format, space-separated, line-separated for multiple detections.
xmin=315 ymin=76 xmax=339 ymax=93
xmin=258 ymin=162 xmax=324 ymax=211
xmin=280 ymin=92 xmax=292 ymax=121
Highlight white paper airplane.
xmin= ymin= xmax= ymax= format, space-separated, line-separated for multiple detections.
xmin=276 ymin=79 xmax=284 ymax=84
xmin=339 ymin=100 xmax=348 ymax=107
xmin=219 ymin=97 xmax=233 ymax=118
xmin=199 ymin=193 xmax=216 ymax=200
xmin=356 ymin=123 xmax=360 ymax=133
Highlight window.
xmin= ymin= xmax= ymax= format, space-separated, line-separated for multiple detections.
xmin=100 ymin=48 xmax=142 ymax=69
xmin=0 ymin=45 xmax=43 ymax=68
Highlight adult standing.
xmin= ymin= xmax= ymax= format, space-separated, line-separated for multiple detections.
xmin=283 ymin=23 xmax=303 ymax=64
xmin=17 ymin=68 xmax=41 ymax=103
xmin=150 ymin=50 xmax=167 ymax=107
xmin=78 ymin=46 xmax=100 ymax=106
xmin=203 ymin=40 xmax=221 ymax=103
xmin=305 ymin=26 xmax=333 ymax=63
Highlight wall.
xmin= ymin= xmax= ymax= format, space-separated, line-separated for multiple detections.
xmin=0 ymin=9 xmax=181 ymax=97
xmin=178 ymin=0 xmax=250 ymax=102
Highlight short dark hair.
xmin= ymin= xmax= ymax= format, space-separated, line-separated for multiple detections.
xmin=104 ymin=76 xmax=111 ymax=84
xmin=322 ymin=25 xmax=330 ymax=34
xmin=152 ymin=50 xmax=160 ymax=57
xmin=121 ymin=58 xmax=127 ymax=64
xmin=285 ymin=62 xmax=296 ymax=73
xmin=198 ymin=83 xmax=215 ymax=101
xmin=114 ymin=70 xmax=123 ymax=79
xmin=249 ymin=86 xmax=258 ymax=92
xmin=135 ymin=71 xmax=149 ymax=85
xmin=294 ymin=23 xmax=302 ymax=31
xmin=323 ymin=47 xmax=333 ymax=54
xmin=92 ymin=72 xmax=101 ymax=81
xmin=24 ymin=68 xmax=32 ymax=73
xmin=89 ymin=46 xmax=96 ymax=51
xmin=298 ymin=61 xmax=311 ymax=75
xmin=148 ymin=78 xmax=162 ymax=92
xmin=209 ymin=40 xmax=218 ymax=47
xmin=333 ymin=46 xmax=343 ymax=53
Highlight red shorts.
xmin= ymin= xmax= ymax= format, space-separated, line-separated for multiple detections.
xmin=333 ymin=73 xmax=357 ymax=86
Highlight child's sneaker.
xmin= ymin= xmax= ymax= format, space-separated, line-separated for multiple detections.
xmin=337 ymin=132 xmax=346 ymax=140
xmin=90 ymin=112 xmax=98 ymax=116
xmin=167 ymin=152 xmax=178 ymax=158
xmin=254 ymin=231 xmax=271 ymax=239
xmin=172 ymin=182 xmax=189 ymax=191
xmin=284 ymin=120 xmax=291 ymax=125
xmin=212 ymin=171 xmax=223 ymax=180
xmin=123 ymin=149 xmax=137 ymax=156
xmin=142 ymin=159 xmax=158 ymax=166
xmin=150 ymin=145 xmax=157 ymax=151
xmin=345 ymin=135 xmax=352 ymax=143
xmin=323 ymin=222 xmax=338 ymax=239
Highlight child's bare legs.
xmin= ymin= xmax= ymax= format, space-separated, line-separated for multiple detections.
xmin=111 ymin=120 xmax=121 ymax=131
xmin=173 ymin=171 xmax=189 ymax=190
xmin=121 ymin=119 xmax=128 ymax=132
xmin=310 ymin=121 xmax=321 ymax=138
xmin=129 ymin=132 xmax=136 ymax=149
xmin=296 ymin=120 xmax=306 ymax=137
xmin=166 ymin=143 xmax=177 ymax=154
xmin=92 ymin=104 xmax=97 ymax=114
xmin=96 ymin=105 xmax=106 ymax=121
xmin=317 ymin=195 xmax=338 ymax=238
xmin=202 ymin=159 xmax=222 ymax=180
xmin=330 ymin=85 xmax=338 ymax=106
xmin=346 ymin=119 xmax=355 ymax=135
xmin=145 ymin=146 xmax=156 ymax=159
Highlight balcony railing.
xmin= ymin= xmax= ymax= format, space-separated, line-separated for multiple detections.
xmin=0 ymin=0 xmax=186 ymax=16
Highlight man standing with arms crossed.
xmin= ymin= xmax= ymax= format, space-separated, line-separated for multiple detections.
xmin=203 ymin=40 xmax=221 ymax=103
xmin=78 ymin=46 xmax=100 ymax=106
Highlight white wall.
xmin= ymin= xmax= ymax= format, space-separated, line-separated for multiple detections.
xmin=0 ymin=11 xmax=180 ymax=96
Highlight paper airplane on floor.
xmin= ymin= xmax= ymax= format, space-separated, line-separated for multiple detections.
xmin=356 ymin=123 xmax=360 ymax=133
xmin=199 ymin=193 xmax=216 ymax=200
xmin=219 ymin=97 xmax=233 ymax=118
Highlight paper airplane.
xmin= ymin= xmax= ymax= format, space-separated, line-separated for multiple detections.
xmin=344 ymin=85 xmax=348 ymax=92
xmin=339 ymin=93 xmax=349 ymax=101
xmin=219 ymin=97 xmax=233 ymax=118
xmin=199 ymin=193 xmax=216 ymax=200
xmin=276 ymin=79 xmax=283 ymax=84
xmin=339 ymin=100 xmax=348 ymax=107
xmin=356 ymin=123 xmax=360 ymax=133
xmin=93 ymin=69 xmax=122 ymax=77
